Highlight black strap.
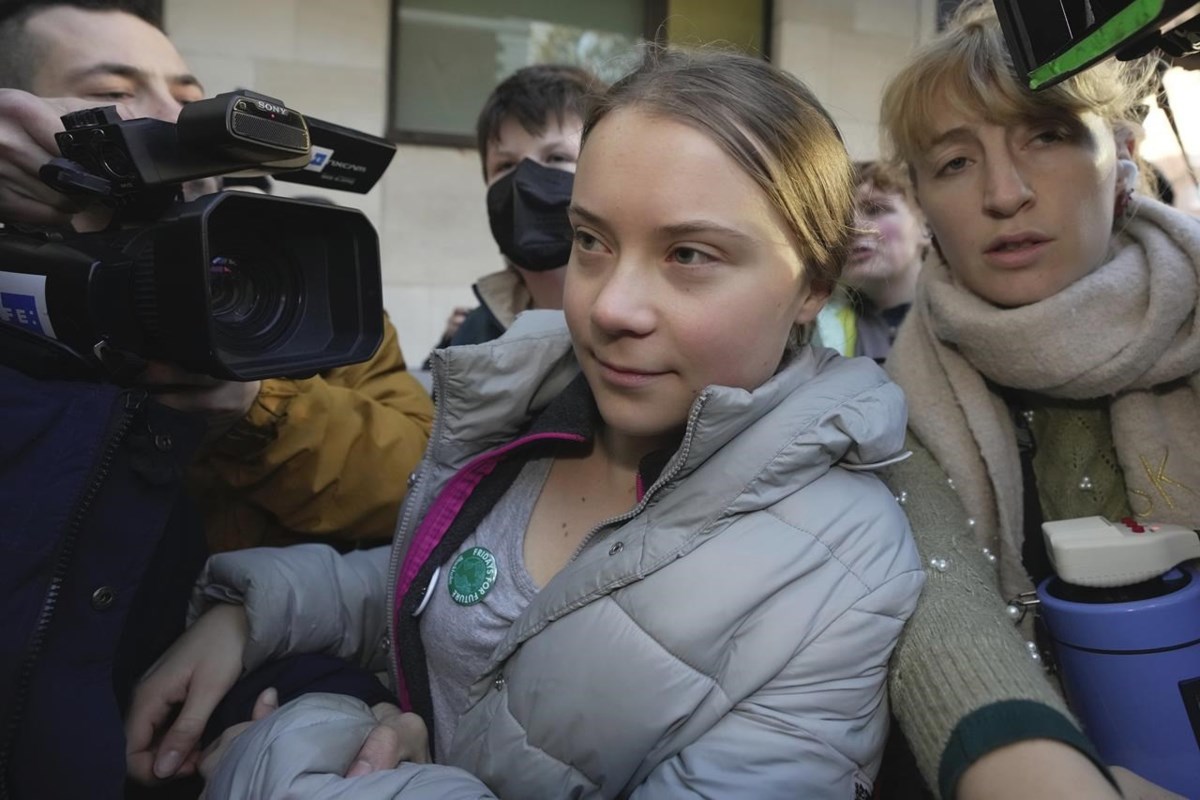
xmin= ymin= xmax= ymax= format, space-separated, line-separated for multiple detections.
xmin=1004 ymin=393 xmax=1054 ymax=586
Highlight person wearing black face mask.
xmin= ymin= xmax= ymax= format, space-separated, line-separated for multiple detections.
xmin=486 ymin=158 xmax=575 ymax=273
xmin=430 ymin=65 xmax=605 ymax=352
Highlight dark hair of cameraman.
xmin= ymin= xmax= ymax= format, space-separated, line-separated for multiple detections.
xmin=0 ymin=1 xmax=164 ymax=88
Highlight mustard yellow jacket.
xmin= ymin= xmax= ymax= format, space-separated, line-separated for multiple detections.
xmin=190 ymin=314 xmax=434 ymax=552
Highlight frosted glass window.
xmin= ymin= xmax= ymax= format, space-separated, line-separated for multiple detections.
xmin=389 ymin=0 xmax=649 ymax=146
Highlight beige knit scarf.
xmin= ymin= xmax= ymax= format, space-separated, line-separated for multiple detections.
xmin=889 ymin=197 xmax=1200 ymax=599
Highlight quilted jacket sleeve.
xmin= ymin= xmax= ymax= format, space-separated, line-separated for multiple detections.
xmin=195 ymin=314 xmax=435 ymax=551
xmin=203 ymin=694 xmax=497 ymax=800
xmin=190 ymin=544 xmax=393 ymax=674
xmin=629 ymin=571 xmax=924 ymax=799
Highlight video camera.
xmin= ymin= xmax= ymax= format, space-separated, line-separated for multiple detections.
xmin=0 ymin=90 xmax=395 ymax=381
xmin=995 ymin=0 xmax=1200 ymax=89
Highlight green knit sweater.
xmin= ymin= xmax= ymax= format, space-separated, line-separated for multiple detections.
xmin=881 ymin=398 xmax=1123 ymax=798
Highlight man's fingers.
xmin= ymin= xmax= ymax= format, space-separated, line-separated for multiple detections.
xmin=0 ymin=164 xmax=87 ymax=210
xmin=177 ymin=749 xmax=201 ymax=778
xmin=144 ymin=379 xmax=261 ymax=430
xmin=0 ymin=90 xmax=66 ymax=163
xmin=0 ymin=166 xmax=86 ymax=225
xmin=125 ymin=752 xmax=159 ymax=786
xmin=124 ymin=605 xmax=249 ymax=786
xmin=147 ymin=388 xmax=227 ymax=417
xmin=139 ymin=360 xmax=222 ymax=388
xmin=13 ymin=95 xmax=134 ymax=153
xmin=125 ymin=666 xmax=190 ymax=781
xmin=150 ymin=675 xmax=230 ymax=780
xmin=0 ymin=91 xmax=132 ymax=225
xmin=124 ymin=685 xmax=173 ymax=756
xmin=152 ymin=713 xmax=210 ymax=779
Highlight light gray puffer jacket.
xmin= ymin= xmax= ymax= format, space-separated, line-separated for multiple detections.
xmin=196 ymin=311 xmax=924 ymax=800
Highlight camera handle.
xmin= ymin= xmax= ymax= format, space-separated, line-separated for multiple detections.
xmin=39 ymin=157 xmax=115 ymax=199
xmin=39 ymin=157 xmax=180 ymax=226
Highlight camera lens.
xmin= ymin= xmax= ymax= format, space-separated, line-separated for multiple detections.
xmin=206 ymin=235 xmax=302 ymax=356
xmin=209 ymin=257 xmax=254 ymax=319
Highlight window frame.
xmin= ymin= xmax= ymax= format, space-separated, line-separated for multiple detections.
xmin=385 ymin=0 xmax=772 ymax=148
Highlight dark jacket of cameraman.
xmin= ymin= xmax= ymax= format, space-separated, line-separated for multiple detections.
xmin=0 ymin=355 xmax=208 ymax=800
xmin=191 ymin=313 xmax=436 ymax=553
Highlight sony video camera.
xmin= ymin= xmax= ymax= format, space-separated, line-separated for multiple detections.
xmin=0 ymin=90 xmax=394 ymax=381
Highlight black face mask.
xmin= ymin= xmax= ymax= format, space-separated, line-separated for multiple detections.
xmin=486 ymin=159 xmax=574 ymax=272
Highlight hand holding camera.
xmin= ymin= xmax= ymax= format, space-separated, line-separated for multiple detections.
xmin=0 ymin=89 xmax=105 ymax=226
xmin=0 ymin=89 xmax=395 ymax=389
xmin=137 ymin=360 xmax=261 ymax=437
xmin=0 ymin=91 xmax=263 ymax=430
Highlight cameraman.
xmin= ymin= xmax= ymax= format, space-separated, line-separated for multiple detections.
xmin=0 ymin=0 xmax=435 ymax=552
xmin=0 ymin=1 xmax=433 ymax=797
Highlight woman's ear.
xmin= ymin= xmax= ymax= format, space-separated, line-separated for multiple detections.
xmin=916 ymin=208 xmax=933 ymax=251
xmin=1115 ymin=158 xmax=1140 ymax=194
xmin=918 ymin=227 xmax=934 ymax=261
xmin=795 ymin=281 xmax=831 ymax=326
xmin=1112 ymin=127 xmax=1141 ymax=220
xmin=1113 ymin=125 xmax=1142 ymax=190
xmin=1114 ymin=124 xmax=1140 ymax=161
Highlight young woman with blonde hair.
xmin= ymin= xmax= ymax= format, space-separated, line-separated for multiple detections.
xmin=879 ymin=2 xmax=1199 ymax=798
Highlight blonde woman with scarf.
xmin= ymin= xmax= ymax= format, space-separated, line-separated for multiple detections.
xmin=876 ymin=3 xmax=1200 ymax=799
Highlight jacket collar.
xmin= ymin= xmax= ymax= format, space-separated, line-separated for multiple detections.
xmin=473 ymin=267 xmax=532 ymax=330
xmin=522 ymin=373 xmax=676 ymax=495
xmin=431 ymin=310 xmax=908 ymax=503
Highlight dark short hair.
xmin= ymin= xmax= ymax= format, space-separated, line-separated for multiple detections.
xmin=475 ymin=64 xmax=605 ymax=176
xmin=0 ymin=1 xmax=163 ymax=90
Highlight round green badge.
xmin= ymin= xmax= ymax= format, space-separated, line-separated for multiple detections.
xmin=448 ymin=546 xmax=498 ymax=605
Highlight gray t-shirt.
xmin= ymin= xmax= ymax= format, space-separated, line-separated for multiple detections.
xmin=419 ymin=456 xmax=551 ymax=758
